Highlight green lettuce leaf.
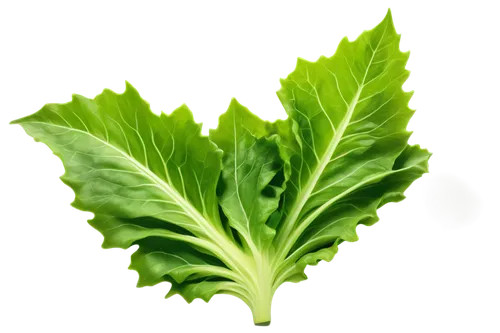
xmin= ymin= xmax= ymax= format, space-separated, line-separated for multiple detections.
xmin=12 ymin=86 xmax=222 ymax=235
xmin=10 ymin=84 xmax=255 ymax=312
xmin=209 ymin=99 xmax=284 ymax=250
xmin=11 ymin=9 xmax=430 ymax=326
xmin=268 ymin=9 xmax=432 ymax=289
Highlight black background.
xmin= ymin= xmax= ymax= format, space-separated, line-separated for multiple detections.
xmin=5 ymin=1 xmax=492 ymax=332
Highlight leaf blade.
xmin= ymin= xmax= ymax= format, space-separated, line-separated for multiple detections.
xmin=12 ymin=84 xmax=223 ymax=237
xmin=11 ymin=82 xmax=253 ymax=303
xmin=274 ymin=10 xmax=417 ymax=259
xmin=210 ymin=99 xmax=284 ymax=250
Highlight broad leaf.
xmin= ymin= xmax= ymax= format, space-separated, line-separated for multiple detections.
xmin=11 ymin=84 xmax=250 ymax=305
xmin=273 ymin=10 xmax=416 ymax=263
xmin=12 ymin=84 xmax=223 ymax=236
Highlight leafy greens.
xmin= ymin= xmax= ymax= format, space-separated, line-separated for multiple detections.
xmin=11 ymin=9 xmax=430 ymax=326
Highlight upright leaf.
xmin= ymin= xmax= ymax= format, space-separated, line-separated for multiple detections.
xmin=209 ymin=99 xmax=284 ymax=250
xmin=275 ymin=10 xmax=430 ymax=283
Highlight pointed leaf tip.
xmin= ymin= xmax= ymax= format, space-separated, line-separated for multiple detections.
xmin=124 ymin=80 xmax=137 ymax=91
xmin=384 ymin=7 xmax=394 ymax=18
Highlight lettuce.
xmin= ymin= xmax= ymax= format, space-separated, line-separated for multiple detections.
xmin=11 ymin=9 xmax=430 ymax=326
